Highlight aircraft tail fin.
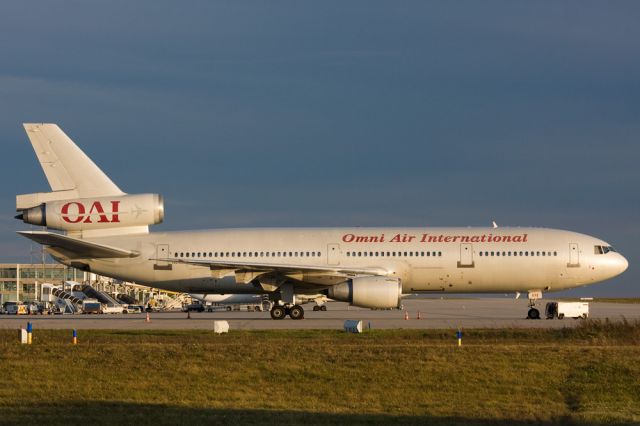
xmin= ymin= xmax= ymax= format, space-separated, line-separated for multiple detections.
xmin=21 ymin=123 xmax=124 ymax=198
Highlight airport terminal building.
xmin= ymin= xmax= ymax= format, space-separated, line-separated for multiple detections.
xmin=0 ymin=263 xmax=85 ymax=303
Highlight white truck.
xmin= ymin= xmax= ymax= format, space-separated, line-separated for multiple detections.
xmin=545 ymin=302 xmax=589 ymax=319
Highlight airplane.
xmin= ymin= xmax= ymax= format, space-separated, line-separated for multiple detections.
xmin=15 ymin=123 xmax=628 ymax=320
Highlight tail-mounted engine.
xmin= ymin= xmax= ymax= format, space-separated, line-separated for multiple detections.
xmin=16 ymin=193 xmax=164 ymax=232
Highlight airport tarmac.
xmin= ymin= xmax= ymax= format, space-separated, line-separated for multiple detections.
xmin=0 ymin=298 xmax=637 ymax=330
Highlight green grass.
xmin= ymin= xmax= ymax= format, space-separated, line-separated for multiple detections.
xmin=0 ymin=321 xmax=639 ymax=425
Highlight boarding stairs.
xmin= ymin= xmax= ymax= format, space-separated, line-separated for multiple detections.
xmin=81 ymin=284 xmax=121 ymax=307
xmin=51 ymin=288 xmax=82 ymax=314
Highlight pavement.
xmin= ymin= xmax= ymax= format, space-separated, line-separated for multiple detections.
xmin=0 ymin=298 xmax=637 ymax=330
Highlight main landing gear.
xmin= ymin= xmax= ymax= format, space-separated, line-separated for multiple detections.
xmin=270 ymin=304 xmax=304 ymax=320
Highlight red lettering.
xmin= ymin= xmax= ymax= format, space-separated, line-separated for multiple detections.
xmin=110 ymin=201 xmax=120 ymax=222
xmin=61 ymin=202 xmax=85 ymax=223
xmin=342 ymin=234 xmax=355 ymax=243
xmin=85 ymin=201 xmax=109 ymax=223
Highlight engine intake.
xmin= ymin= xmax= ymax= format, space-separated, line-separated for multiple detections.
xmin=327 ymin=277 xmax=402 ymax=309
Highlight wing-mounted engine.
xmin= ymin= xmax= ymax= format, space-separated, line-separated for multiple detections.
xmin=327 ymin=276 xmax=402 ymax=309
xmin=16 ymin=193 xmax=164 ymax=235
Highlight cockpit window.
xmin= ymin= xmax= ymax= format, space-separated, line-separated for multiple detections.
xmin=594 ymin=245 xmax=616 ymax=254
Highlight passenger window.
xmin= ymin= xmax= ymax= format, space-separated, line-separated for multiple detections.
xmin=438 ymin=252 xmax=442 ymax=257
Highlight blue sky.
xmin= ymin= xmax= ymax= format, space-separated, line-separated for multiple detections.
xmin=0 ymin=1 xmax=638 ymax=296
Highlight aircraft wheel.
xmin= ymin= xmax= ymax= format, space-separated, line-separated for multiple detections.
xmin=226 ymin=306 xmax=232 ymax=311
xmin=527 ymin=308 xmax=540 ymax=320
xmin=320 ymin=305 xmax=327 ymax=311
xmin=313 ymin=306 xmax=320 ymax=311
xmin=289 ymin=305 xmax=304 ymax=320
xmin=558 ymin=313 xmax=564 ymax=320
xmin=270 ymin=305 xmax=287 ymax=320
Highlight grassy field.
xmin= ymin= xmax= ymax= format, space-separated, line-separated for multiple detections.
xmin=0 ymin=321 xmax=639 ymax=425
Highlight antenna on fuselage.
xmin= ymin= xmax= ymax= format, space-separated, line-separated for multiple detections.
xmin=492 ymin=221 xmax=498 ymax=229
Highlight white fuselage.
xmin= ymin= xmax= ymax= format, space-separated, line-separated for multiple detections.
xmin=61 ymin=227 xmax=628 ymax=296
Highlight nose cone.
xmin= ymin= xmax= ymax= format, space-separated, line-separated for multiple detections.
xmin=607 ymin=253 xmax=629 ymax=278
xmin=617 ymin=254 xmax=629 ymax=275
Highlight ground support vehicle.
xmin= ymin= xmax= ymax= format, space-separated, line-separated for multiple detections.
xmin=545 ymin=302 xmax=589 ymax=319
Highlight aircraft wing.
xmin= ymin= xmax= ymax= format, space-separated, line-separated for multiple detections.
xmin=18 ymin=231 xmax=138 ymax=259
xmin=153 ymin=257 xmax=388 ymax=285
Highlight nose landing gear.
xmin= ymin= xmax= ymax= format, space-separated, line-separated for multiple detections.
xmin=526 ymin=290 xmax=542 ymax=319
xmin=527 ymin=307 xmax=540 ymax=320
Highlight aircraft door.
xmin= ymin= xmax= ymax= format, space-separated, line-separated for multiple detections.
xmin=327 ymin=244 xmax=340 ymax=266
xmin=568 ymin=243 xmax=580 ymax=267
xmin=457 ymin=243 xmax=474 ymax=268
xmin=154 ymin=244 xmax=172 ymax=270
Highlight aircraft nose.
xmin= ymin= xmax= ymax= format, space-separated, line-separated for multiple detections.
xmin=617 ymin=254 xmax=629 ymax=275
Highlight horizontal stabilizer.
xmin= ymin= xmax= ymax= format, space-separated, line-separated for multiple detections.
xmin=18 ymin=231 xmax=138 ymax=259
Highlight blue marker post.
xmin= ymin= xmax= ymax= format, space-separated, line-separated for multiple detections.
xmin=456 ymin=329 xmax=462 ymax=347
xmin=26 ymin=322 xmax=33 ymax=345
xmin=72 ymin=329 xmax=77 ymax=345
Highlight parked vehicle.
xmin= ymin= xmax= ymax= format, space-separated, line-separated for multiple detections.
xmin=82 ymin=299 xmax=102 ymax=314
xmin=6 ymin=303 xmax=29 ymax=315
xmin=102 ymin=305 xmax=124 ymax=314
xmin=545 ymin=302 xmax=589 ymax=319
xmin=122 ymin=304 xmax=143 ymax=314
xmin=183 ymin=302 xmax=205 ymax=312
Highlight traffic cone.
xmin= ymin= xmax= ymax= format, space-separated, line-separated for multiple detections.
xmin=404 ymin=310 xmax=409 ymax=320
xmin=145 ymin=312 xmax=150 ymax=323
xmin=417 ymin=311 xmax=422 ymax=320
